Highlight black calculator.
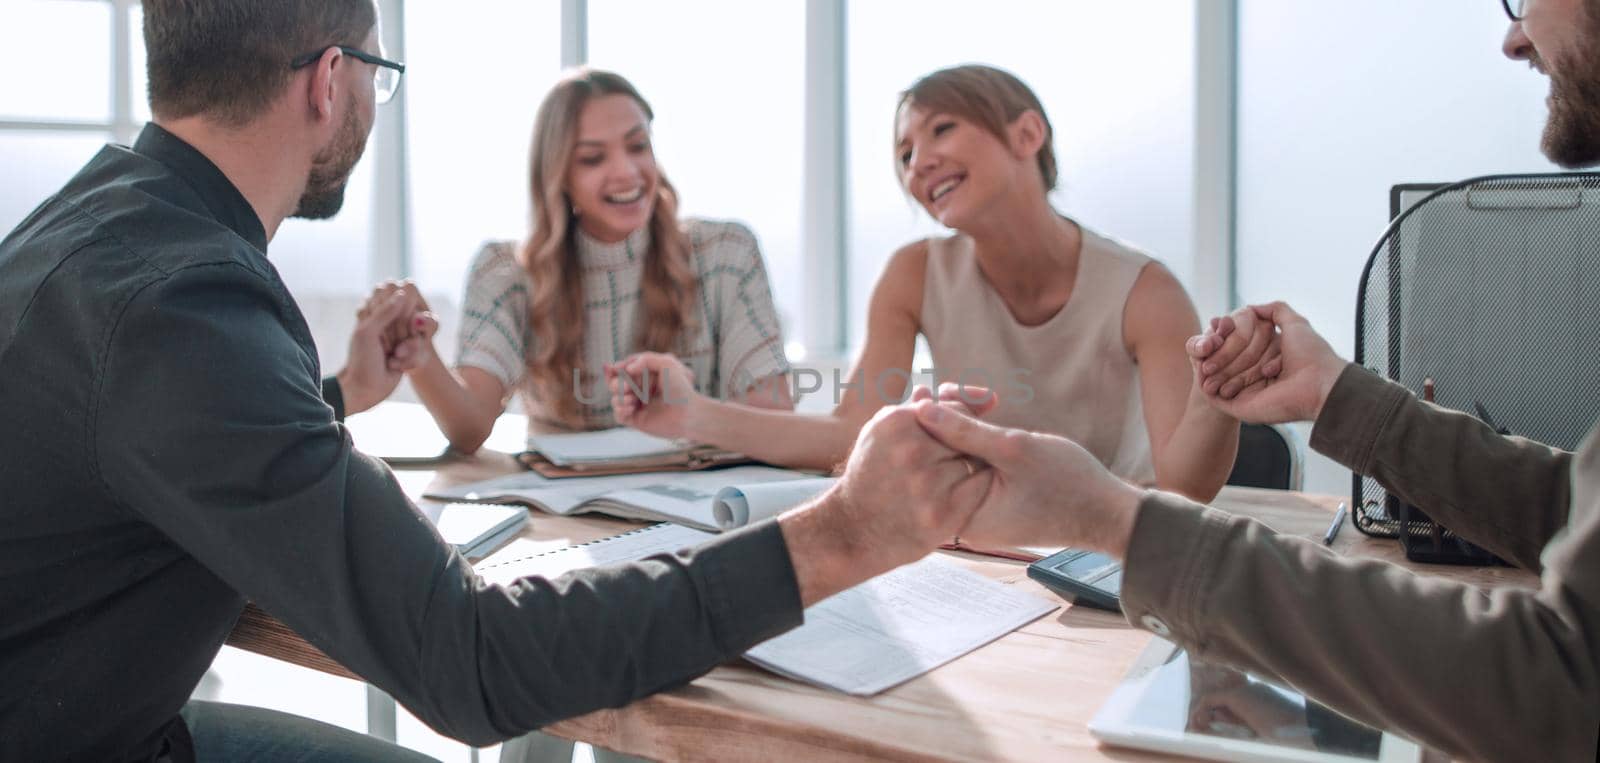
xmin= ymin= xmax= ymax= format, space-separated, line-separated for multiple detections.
xmin=1026 ymin=548 xmax=1124 ymax=612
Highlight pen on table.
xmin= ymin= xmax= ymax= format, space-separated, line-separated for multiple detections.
xmin=1323 ymin=502 xmax=1348 ymax=546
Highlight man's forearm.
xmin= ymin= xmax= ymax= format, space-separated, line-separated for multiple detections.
xmin=777 ymin=490 xmax=899 ymax=606
xmin=1310 ymin=364 xmax=1571 ymax=569
xmin=1120 ymin=492 xmax=1598 ymax=763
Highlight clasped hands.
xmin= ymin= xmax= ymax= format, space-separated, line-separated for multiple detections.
xmin=335 ymin=280 xmax=438 ymax=416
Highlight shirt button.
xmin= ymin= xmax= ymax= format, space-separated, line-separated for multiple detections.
xmin=1140 ymin=614 xmax=1171 ymax=637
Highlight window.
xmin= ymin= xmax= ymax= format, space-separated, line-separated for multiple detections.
xmin=846 ymin=0 xmax=1198 ymax=348
xmin=588 ymin=0 xmax=808 ymax=346
xmin=0 ymin=131 xmax=107 ymax=233
xmin=1234 ymin=1 xmax=1556 ymax=497
xmin=0 ymin=0 xmax=121 ymax=234
xmin=404 ymin=1 xmax=562 ymax=306
xmin=0 ymin=1 xmax=114 ymax=124
xmin=1235 ymin=1 xmax=1553 ymax=358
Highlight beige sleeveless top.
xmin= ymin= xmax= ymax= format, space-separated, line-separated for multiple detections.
xmin=921 ymin=226 xmax=1158 ymax=485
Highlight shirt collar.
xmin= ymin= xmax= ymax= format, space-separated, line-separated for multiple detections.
xmin=575 ymin=223 xmax=651 ymax=270
xmin=132 ymin=123 xmax=269 ymax=253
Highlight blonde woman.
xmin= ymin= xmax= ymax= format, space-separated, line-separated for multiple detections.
xmin=391 ymin=68 xmax=793 ymax=452
xmin=612 ymin=64 xmax=1243 ymax=501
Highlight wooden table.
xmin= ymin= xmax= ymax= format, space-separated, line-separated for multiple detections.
xmin=228 ymin=410 xmax=1537 ymax=761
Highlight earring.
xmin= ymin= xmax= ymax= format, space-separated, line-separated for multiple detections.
xmin=572 ymin=203 xmax=583 ymax=217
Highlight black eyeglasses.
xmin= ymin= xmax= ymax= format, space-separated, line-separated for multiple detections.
xmin=1501 ymin=0 xmax=1527 ymax=21
xmin=290 ymin=45 xmax=406 ymax=104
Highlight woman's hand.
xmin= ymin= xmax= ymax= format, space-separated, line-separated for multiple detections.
xmin=356 ymin=280 xmax=438 ymax=373
xmin=606 ymin=352 xmax=704 ymax=439
xmin=1189 ymin=302 xmax=1348 ymax=424
xmin=1188 ymin=303 xmax=1283 ymax=399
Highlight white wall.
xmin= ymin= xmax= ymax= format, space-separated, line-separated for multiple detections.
xmin=1236 ymin=1 xmax=1557 ymax=496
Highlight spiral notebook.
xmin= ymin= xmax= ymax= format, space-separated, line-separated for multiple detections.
xmin=474 ymin=523 xmax=1058 ymax=695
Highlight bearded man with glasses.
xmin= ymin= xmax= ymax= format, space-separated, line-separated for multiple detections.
xmin=0 ymin=2 xmax=996 ymax=761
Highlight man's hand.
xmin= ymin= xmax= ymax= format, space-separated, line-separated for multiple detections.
xmin=912 ymin=402 xmax=1145 ymax=558
xmin=1190 ymin=302 xmax=1347 ymax=425
xmin=337 ymin=282 xmax=437 ymax=416
xmin=775 ymin=386 xmax=995 ymax=605
xmin=1187 ymin=304 xmax=1282 ymax=399
xmin=356 ymin=280 xmax=438 ymax=374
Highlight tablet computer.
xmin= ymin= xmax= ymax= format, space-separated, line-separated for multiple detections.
xmin=1090 ymin=638 xmax=1422 ymax=763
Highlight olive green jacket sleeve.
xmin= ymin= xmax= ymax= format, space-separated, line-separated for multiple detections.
xmin=1119 ymin=364 xmax=1599 ymax=763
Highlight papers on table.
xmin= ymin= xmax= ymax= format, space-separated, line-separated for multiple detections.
xmin=426 ymin=466 xmax=824 ymax=532
xmin=473 ymin=525 xmax=1058 ymax=696
xmin=747 ymin=555 xmax=1057 ymax=695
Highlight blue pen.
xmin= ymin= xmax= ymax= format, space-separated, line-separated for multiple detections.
xmin=1323 ymin=502 xmax=1348 ymax=546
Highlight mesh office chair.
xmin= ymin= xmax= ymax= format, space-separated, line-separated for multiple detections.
xmin=1353 ymin=172 xmax=1600 ymax=562
xmin=1226 ymin=423 xmax=1302 ymax=491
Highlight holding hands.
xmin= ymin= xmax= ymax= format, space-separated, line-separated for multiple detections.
xmin=335 ymin=280 xmax=439 ymax=416
xmin=359 ymin=280 xmax=439 ymax=373
xmin=830 ymin=386 xmax=999 ymax=562
xmin=1186 ymin=302 xmax=1348 ymax=425
xmin=912 ymin=398 xmax=1145 ymax=558
xmin=780 ymin=383 xmax=1000 ymax=604
xmin=1187 ymin=304 xmax=1283 ymax=400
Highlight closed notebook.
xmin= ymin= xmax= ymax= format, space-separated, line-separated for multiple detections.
xmin=520 ymin=427 xmax=753 ymax=477
xmin=475 ymin=523 xmax=1058 ymax=695
xmin=419 ymin=501 xmax=528 ymax=560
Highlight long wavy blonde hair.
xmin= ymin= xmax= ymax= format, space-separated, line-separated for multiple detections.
xmin=520 ymin=68 xmax=698 ymax=429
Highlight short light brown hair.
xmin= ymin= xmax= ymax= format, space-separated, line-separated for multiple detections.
xmin=143 ymin=0 xmax=377 ymax=126
xmin=897 ymin=64 xmax=1058 ymax=191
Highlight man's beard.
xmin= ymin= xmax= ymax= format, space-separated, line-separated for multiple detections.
xmin=1540 ymin=17 xmax=1600 ymax=168
xmin=292 ymin=105 xmax=367 ymax=220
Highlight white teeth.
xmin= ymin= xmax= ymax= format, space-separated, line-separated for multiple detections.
xmin=605 ymin=188 xmax=644 ymax=204
xmin=931 ymin=177 xmax=961 ymax=202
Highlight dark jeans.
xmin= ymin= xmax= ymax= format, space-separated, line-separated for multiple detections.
xmin=179 ymin=700 xmax=439 ymax=762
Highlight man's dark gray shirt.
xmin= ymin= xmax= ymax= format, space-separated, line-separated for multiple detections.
xmin=0 ymin=124 xmax=803 ymax=762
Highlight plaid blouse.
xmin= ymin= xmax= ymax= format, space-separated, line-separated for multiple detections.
xmin=455 ymin=218 xmax=791 ymax=432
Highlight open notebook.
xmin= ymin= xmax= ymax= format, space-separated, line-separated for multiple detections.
xmin=426 ymin=467 xmax=833 ymax=533
xmin=475 ymin=523 xmax=1058 ymax=695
